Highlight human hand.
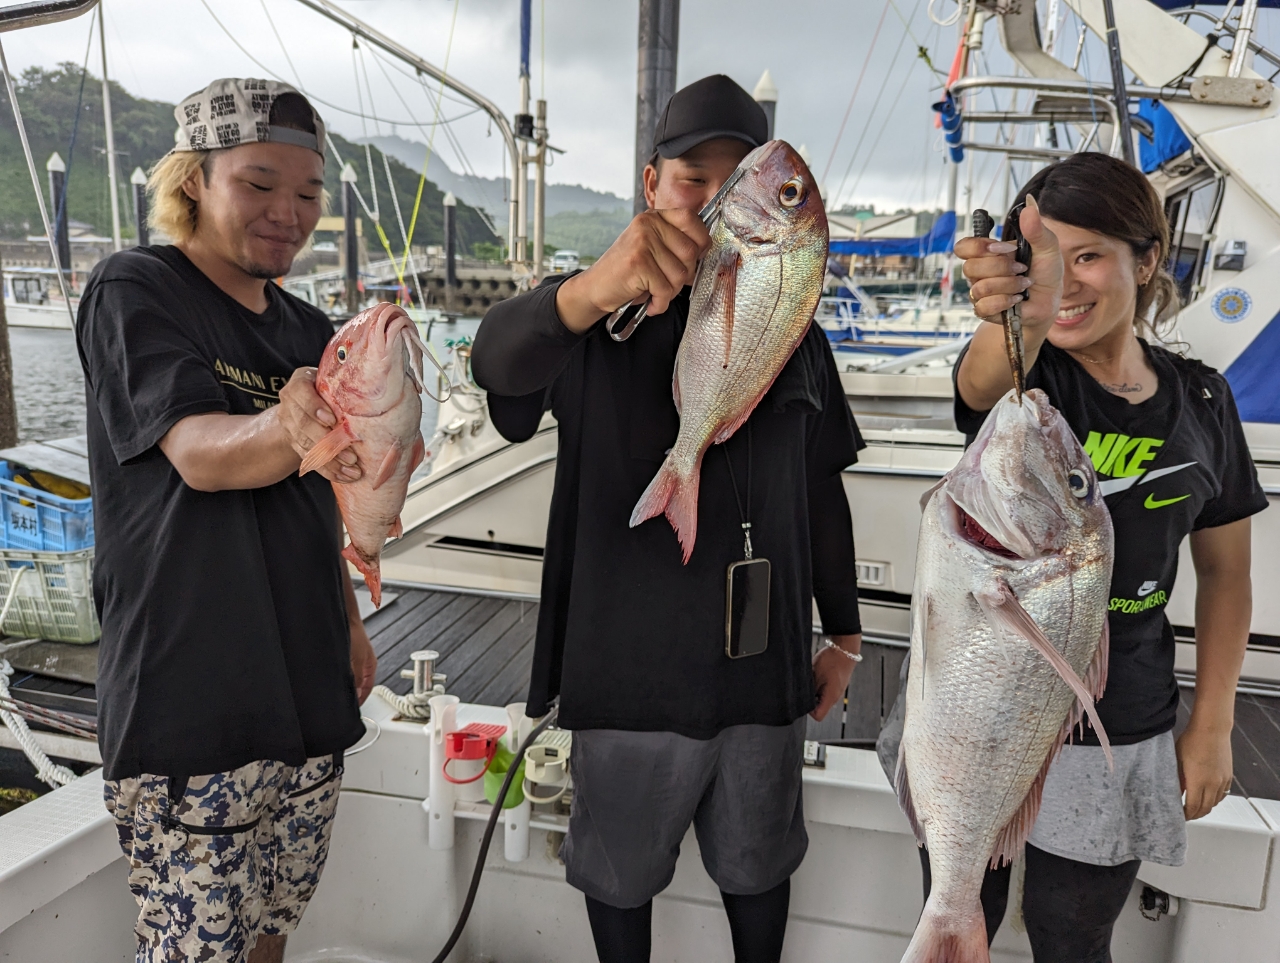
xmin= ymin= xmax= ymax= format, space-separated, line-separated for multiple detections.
xmin=811 ymin=634 xmax=860 ymax=722
xmin=349 ymin=621 xmax=378 ymax=705
xmin=554 ymin=208 xmax=712 ymax=333
xmin=1176 ymin=723 xmax=1234 ymax=819
xmin=278 ymin=367 xmax=361 ymax=483
xmin=956 ymin=195 xmax=1063 ymax=334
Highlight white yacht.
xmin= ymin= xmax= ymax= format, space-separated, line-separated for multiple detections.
xmin=4 ymin=0 xmax=1280 ymax=960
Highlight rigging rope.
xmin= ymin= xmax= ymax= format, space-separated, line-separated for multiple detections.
xmin=199 ymin=0 xmax=457 ymax=128
xmin=822 ymin=0 xmax=892 ymax=184
xmin=52 ymin=17 xmax=97 ymax=252
xmin=832 ymin=0 xmax=920 ymax=208
xmin=260 ymin=0 xmax=303 ymax=87
xmin=398 ymin=0 xmax=462 ymax=278
xmin=367 ymin=45 xmax=501 ymax=237
xmin=0 ymin=38 xmax=76 ymax=326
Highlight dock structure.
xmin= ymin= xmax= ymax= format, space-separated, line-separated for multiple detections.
xmin=285 ymin=255 xmax=524 ymax=316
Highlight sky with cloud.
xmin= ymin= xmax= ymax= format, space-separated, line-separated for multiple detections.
xmin=11 ymin=0 xmax=1280 ymax=213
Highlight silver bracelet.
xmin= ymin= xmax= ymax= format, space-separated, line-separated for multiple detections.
xmin=823 ymin=639 xmax=863 ymax=663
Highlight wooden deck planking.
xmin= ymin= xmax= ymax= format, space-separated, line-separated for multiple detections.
xmin=440 ymin=608 xmax=538 ymax=706
xmin=429 ymin=603 xmax=535 ymax=690
xmin=371 ymin=594 xmax=487 ymax=689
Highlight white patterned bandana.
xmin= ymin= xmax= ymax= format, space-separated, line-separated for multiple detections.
xmin=172 ymin=78 xmax=326 ymax=159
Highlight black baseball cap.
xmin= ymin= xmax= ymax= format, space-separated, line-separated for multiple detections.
xmin=652 ymin=74 xmax=768 ymax=160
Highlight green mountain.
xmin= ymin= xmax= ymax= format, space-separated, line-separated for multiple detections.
xmin=0 ymin=63 xmax=172 ymax=239
xmin=0 ymin=64 xmax=496 ymax=251
xmin=545 ymin=207 xmax=633 ymax=259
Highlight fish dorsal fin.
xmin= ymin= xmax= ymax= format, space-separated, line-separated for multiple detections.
xmin=974 ymin=581 xmax=1113 ymax=769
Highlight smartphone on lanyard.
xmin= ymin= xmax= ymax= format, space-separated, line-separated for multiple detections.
xmin=726 ymin=557 xmax=771 ymax=659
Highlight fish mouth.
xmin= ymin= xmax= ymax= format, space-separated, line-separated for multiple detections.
xmin=955 ymin=503 xmax=1022 ymax=559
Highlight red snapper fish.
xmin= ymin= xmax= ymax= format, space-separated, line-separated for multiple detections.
xmin=629 ymin=140 xmax=828 ymax=561
xmin=898 ymin=389 xmax=1113 ymax=963
xmin=301 ymin=302 xmax=427 ymax=607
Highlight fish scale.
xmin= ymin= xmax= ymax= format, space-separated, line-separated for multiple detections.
xmin=630 ymin=139 xmax=828 ymax=561
xmin=898 ymin=388 xmax=1113 ymax=963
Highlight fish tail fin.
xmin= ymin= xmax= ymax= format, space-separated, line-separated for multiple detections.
xmin=630 ymin=456 xmax=700 ymax=563
xmin=901 ymin=900 xmax=990 ymax=963
xmin=343 ymin=542 xmax=382 ymax=608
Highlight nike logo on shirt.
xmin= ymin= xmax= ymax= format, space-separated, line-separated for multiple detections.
xmin=1145 ymin=493 xmax=1191 ymax=510
xmin=1097 ymin=461 xmax=1198 ymax=497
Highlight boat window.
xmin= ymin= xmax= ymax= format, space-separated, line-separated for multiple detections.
xmin=1164 ymin=176 xmax=1220 ymax=303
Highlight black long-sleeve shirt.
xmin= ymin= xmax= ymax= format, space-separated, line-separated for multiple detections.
xmin=472 ymin=274 xmax=864 ymax=734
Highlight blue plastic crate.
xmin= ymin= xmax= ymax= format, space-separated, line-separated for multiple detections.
xmin=0 ymin=462 xmax=93 ymax=551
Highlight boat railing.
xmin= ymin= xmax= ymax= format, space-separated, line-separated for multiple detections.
xmin=0 ymin=0 xmax=96 ymax=32
xmin=949 ymin=75 xmax=1196 ymax=161
xmin=1165 ymin=7 xmax=1280 ymax=83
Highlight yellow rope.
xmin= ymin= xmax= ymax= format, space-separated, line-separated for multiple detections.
xmin=398 ymin=0 xmax=462 ymax=278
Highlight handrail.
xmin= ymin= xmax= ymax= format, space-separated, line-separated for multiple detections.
xmin=0 ymin=0 xmax=96 ymax=33
xmin=289 ymin=0 xmax=523 ymax=267
xmin=1166 ymin=7 xmax=1280 ymax=80
xmin=950 ymin=75 xmax=1195 ymax=103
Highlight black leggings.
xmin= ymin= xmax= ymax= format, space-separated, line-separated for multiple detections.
xmin=585 ymin=878 xmax=791 ymax=963
xmin=920 ymin=844 xmax=1141 ymax=963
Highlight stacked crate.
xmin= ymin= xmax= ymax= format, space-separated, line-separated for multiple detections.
xmin=0 ymin=462 xmax=98 ymax=643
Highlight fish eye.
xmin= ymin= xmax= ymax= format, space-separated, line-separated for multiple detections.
xmin=779 ymin=178 xmax=805 ymax=208
xmin=1068 ymin=468 xmax=1089 ymax=497
xmin=336 ymin=345 xmax=348 ymax=363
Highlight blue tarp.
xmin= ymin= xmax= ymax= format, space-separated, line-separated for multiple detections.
xmin=830 ymin=211 xmax=957 ymax=257
xmin=1224 ymin=309 xmax=1280 ymax=423
xmin=1137 ymin=100 xmax=1193 ymax=173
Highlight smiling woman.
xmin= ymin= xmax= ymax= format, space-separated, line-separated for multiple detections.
xmin=941 ymin=152 xmax=1270 ymax=961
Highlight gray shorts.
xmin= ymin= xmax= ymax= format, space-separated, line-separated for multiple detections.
xmin=562 ymin=718 xmax=808 ymax=908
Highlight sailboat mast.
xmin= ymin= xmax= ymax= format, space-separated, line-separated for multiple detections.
xmin=98 ymin=1 xmax=121 ymax=252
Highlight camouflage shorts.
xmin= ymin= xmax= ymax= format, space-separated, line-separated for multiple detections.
xmin=103 ymin=754 xmax=343 ymax=963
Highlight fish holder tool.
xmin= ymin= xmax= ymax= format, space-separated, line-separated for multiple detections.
xmin=606 ymin=165 xmax=748 ymax=342
xmin=972 ymin=208 xmax=1031 ymax=402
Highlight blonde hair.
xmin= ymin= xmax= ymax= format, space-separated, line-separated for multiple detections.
xmin=145 ymin=148 xmax=331 ymax=245
xmin=146 ymin=150 xmax=213 ymax=244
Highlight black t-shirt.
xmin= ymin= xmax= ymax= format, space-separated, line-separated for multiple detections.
xmin=77 ymin=245 xmax=365 ymax=780
xmin=955 ymin=340 xmax=1268 ymax=743
xmin=473 ymin=274 xmax=865 ymax=736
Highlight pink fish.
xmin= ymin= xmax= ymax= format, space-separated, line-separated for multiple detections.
xmin=301 ymin=302 xmax=427 ymax=607
xmin=630 ymin=140 xmax=828 ymax=561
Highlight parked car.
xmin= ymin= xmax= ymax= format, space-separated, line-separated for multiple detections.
xmin=550 ymin=250 xmax=580 ymax=273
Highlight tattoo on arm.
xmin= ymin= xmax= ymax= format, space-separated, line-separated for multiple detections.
xmin=1103 ymin=382 xmax=1143 ymax=395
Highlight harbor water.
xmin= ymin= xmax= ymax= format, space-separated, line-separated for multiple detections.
xmin=4 ymin=317 xmax=483 ymax=448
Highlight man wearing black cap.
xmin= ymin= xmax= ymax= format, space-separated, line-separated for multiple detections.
xmin=473 ymin=74 xmax=863 ymax=963
xmin=78 ymin=79 xmax=372 ymax=963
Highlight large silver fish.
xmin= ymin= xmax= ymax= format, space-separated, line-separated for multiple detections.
xmin=630 ymin=139 xmax=828 ymax=562
xmin=898 ymin=388 xmax=1114 ymax=963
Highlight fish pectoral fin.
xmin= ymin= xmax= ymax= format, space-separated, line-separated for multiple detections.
xmin=371 ymin=441 xmax=404 ymax=491
xmin=409 ymin=433 xmax=426 ymax=473
xmin=975 ymin=582 xmax=1114 ymax=768
xmin=709 ymin=248 xmax=740 ymax=369
xmin=299 ymin=423 xmax=360 ymax=476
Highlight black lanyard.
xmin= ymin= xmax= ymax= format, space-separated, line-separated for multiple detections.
xmin=722 ymin=423 xmax=754 ymax=560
